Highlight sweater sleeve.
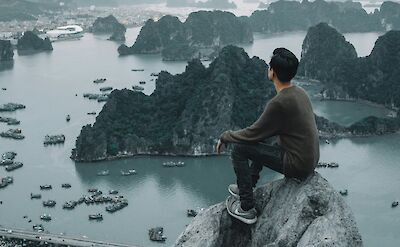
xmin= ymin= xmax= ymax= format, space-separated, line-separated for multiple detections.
xmin=220 ymin=101 xmax=283 ymax=143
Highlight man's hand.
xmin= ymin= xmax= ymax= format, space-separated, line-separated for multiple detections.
xmin=215 ymin=139 xmax=224 ymax=154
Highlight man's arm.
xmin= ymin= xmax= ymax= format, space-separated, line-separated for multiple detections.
xmin=220 ymin=101 xmax=283 ymax=144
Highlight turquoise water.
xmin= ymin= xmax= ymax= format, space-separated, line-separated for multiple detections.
xmin=0 ymin=28 xmax=399 ymax=246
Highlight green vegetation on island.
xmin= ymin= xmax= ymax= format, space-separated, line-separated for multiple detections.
xmin=17 ymin=31 xmax=53 ymax=52
xmin=73 ymin=45 xmax=273 ymax=161
xmin=118 ymin=11 xmax=253 ymax=61
xmin=299 ymin=22 xmax=400 ymax=109
xmin=91 ymin=15 xmax=127 ymax=41
xmin=0 ymin=40 xmax=14 ymax=62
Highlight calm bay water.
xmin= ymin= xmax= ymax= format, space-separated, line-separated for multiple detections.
xmin=0 ymin=28 xmax=399 ymax=247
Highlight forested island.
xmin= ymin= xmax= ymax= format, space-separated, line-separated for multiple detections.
xmin=118 ymin=11 xmax=253 ymax=61
xmin=248 ymin=0 xmax=400 ymax=33
xmin=0 ymin=40 xmax=14 ymax=62
xmin=117 ymin=0 xmax=400 ymax=61
xmin=299 ymin=22 xmax=400 ymax=109
xmin=91 ymin=15 xmax=127 ymax=41
xmin=73 ymin=46 xmax=273 ymax=161
xmin=17 ymin=31 xmax=53 ymax=52
xmin=72 ymin=45 xmax=399 ymax=162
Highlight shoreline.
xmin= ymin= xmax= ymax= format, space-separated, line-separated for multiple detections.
xmin=72 ymin=130 xmax=400 ymax=163
xmin=72 ymin=152 xmax=230 ymax=163
xmin=294 ymin=76 xmax=398 ymax=113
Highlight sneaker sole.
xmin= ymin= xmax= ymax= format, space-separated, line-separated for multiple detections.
xmin=225 ymin=197 xmax=257 ymax=225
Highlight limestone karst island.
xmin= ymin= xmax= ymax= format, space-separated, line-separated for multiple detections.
xmin=1 ymin=0 xmax=400 ymax=247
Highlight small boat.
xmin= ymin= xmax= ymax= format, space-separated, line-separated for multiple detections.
xmin=0 ymin=159 xmax=14 ymax=166
xmin=43 ymin=200 xmax=56 ymax=207
xmin=89 ymin=213 xmax=103 ymax=220
xmin=339 ymin=189 xmax=348 ymax=196
xmin=63 ymin=201 xmax=77 ymax=209
xmin=176 ymin=161 xmax=185 ymax=167
xmin=40 ymin=214 xmax=52 ymax=221
xmin=327 ymin=162 xmax=339 ymax=168
xmin=2 ymin=176 xmax=13 ymax=184
xmin=97 ymin=95 xmax=108 ymax=102
xmin=106 ymin=200 xmax=128 ymax=213
xmin=325 ymin=139 xmax=330 ymax=144
xmin=162 ymin=161 xmax=185 ymax=167
xmin=66 ymin=115 xmax=71 ymax=122
xmin=132 ymin=85 xmax=144 ymax=91
xmin=139 ymin=81 xmax=146 ymax=85
xmin=120 ymin=169 xmax=136 ymax=176
xmin=93 ymin=78 xmax=106 ymax=83
xmin=99 ymin=86 xmax=113 ymax=92
xmin=149 ymin=227 xmax=167 ymax=242
xmin=109 ymin=190 xmax=119 ymax=195
xmin=150 ymin=73 xmax=159 ymax=77
xmin=43 ymin=134 xmax=65 ymax=145
xmin=2 ymin=151 xmax=17 ymax=160
xmin=87 ymin=112 xmax=96 ymax=115
xmin=392 ymin=201 xmax=399 ymax=208
xmin=30 ymin=193 xmax=42 ymax=199
xmin=40 ymin=185 xmax=52 ymax=190
xmin=5 ymin=162 xmax=23 ymax=171
xmin=0 ymin=176 xmax=13 ymax=189
xmin=131 ymin=69 xmax=144 ymax=72
xmin=97 ymin=170 xmax=110 ymax=176
xmin=1 ymin=88 xmax=6 ymax=90
xmin=33 ymin=224 xmax=44 ymax=232
xmin=61 ymin=183 xmax=71 ymax=188
xmin=187 ymin=209 xmax=197 ymax=217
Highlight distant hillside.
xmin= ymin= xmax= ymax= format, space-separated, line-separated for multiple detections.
xmin=70 ymin=0 xmax=162 ymax=7
xmin=0 ymin=0 xmax=68 ymax=21
xmin=248 ymin=0 xmax=383 ymax=33
xmin=118 ymin=10 xmax=253 ymax=61
xmin=0 ymin=0 xmax=42 ymax=21
xmin=167 ymin=0 xmax=236 ymax=9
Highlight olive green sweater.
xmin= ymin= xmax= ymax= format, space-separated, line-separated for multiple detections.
xmin=220 ymin=85 xmax=320 ymax=175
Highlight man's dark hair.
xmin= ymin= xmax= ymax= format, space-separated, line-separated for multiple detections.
xmin=269 ymin=48 xmax=299 ymax=83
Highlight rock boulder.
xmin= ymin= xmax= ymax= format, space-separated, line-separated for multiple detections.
xmin=174 ymin=172 xmax=363 ymax=247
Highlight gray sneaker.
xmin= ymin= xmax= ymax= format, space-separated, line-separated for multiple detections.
xmin=228 ymin=184 xmax=240 ymax=198
xmin=225 ymin=195 xmax=257 ymax=224
xmin=228 ymin=184 xmax=255 ymax=198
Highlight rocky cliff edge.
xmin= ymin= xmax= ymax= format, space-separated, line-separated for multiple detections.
xmin=174 ymin=172 xmax=363 ymax=247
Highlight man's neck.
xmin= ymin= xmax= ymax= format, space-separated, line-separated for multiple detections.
xmin=274 ymin=81 xmax=293 ymax=93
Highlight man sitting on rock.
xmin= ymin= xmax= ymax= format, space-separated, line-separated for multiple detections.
xmin=216 ymin=48 xmax=320 ymax=224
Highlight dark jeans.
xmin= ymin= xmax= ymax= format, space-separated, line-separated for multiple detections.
xmin=231 ymin=138 xmax=285 ymax=211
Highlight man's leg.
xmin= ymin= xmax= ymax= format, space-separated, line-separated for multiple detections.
xmin=230 ymin=142 xmax=284 ymax=210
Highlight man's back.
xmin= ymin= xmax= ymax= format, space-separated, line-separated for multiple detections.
xmin=271 ymin=85 xmax=319 ymax=177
